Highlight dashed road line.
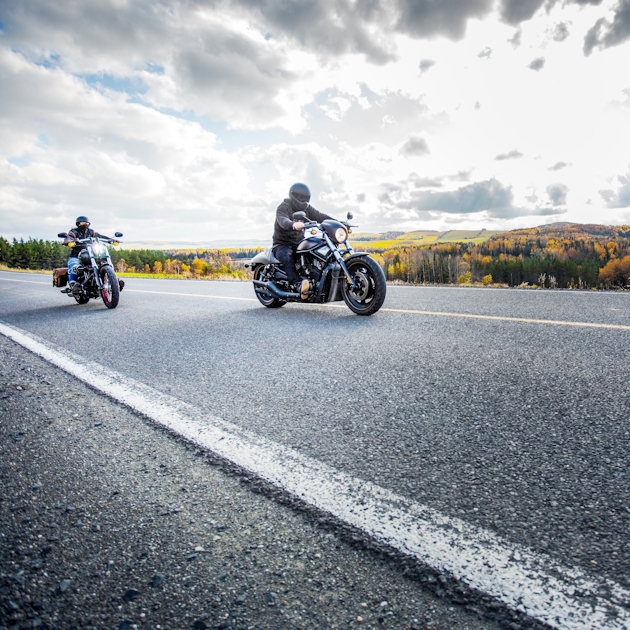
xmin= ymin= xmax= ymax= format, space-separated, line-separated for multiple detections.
xmin=1 ymin=319 xmax=629 ymax=629
xmin=2 ymin=274 xmax=630 ymax=330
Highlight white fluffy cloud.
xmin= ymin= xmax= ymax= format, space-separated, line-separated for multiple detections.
xmin=1 ymin=0 xmax=630 ymax=241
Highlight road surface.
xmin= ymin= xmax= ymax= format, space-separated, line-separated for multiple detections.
xmin=1 ymin=270 xmax=630 ymax=629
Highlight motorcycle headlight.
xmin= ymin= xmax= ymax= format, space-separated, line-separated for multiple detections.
xmin=334 ymin=227 xmax=348 ymax=243
xmin=92 ymin=243 xmax=107 ymax=256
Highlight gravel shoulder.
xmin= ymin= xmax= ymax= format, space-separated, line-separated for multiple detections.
xmin=0 ymin=335 xmax=504 ymax=630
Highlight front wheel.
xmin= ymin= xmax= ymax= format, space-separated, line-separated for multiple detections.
xmin=99 ymin=266 xmax=120 ymax=309
xmin=341 ymin=256 xmax=386 ymax=316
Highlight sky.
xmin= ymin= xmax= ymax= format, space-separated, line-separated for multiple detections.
xmin=1 ymin=0 xmax=630 ymax=243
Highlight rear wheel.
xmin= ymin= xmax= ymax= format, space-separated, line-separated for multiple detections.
xmin=341 ymin=256 xmax=386 ymax=316
xmin=99 ymin=266 xmax=120 ymax=309
xmin=253 ymin=266 xmax=286 ymax=309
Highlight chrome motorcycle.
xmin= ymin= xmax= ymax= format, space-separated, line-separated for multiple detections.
xmin=54 ymin=232 xmax=125 ymax=309
xmin=248 ymin=212 xmax=386 ymax=316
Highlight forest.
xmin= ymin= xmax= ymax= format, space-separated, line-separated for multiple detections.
xmin=2 ymin=222 xmax=630 ymax=288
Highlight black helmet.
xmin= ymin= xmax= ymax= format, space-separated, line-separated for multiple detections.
xmin=78 ymin=249 xmax=91 ymax=265
xmin=75 ymin=215 xmax=90 ymax=227
xmin=289 ymin=183 xmax=311 ymax=212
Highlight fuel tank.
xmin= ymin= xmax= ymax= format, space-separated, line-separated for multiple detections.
xmin=296 ymin=237 xmax=325 ymax=252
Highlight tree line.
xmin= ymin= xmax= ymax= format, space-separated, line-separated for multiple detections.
xmin=2 ymin=222 xmax=630 ymax=288
xmin=0 ymin=236 xmax=257 ymax=280
xmin=369 ymin=223 xmax=630 ymax=288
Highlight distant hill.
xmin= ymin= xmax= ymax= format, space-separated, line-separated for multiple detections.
xmin=353 ymin=228 xmax=503 ymax=249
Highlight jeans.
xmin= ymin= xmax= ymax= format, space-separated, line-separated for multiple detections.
xmin=273 ymin=245 xmax=299 ymax=286
xmin=67 ymin=257 xmax=80 ymax=283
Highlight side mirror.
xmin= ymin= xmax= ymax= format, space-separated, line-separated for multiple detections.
xmin=115 ymin=232 xmax=123 ymax=238
xmin=346 ymin=212 xmax=354 ymax=220
xmin=293 ymin=211 xmax=307 ymax=220
xmin=57 ymin=232 xmax=68 ymax=238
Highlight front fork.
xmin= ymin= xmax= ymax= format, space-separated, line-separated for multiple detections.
xmin=323 ymin=233 xmax=356 ymax=288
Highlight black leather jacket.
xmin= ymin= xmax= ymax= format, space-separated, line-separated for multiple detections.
xmin=65 ymin=226 xmax=108 ymax=257
xmin=272 ymin=198 xmax=332 ymax=248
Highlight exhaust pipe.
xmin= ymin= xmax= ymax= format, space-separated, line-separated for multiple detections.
xmin=253 ymin=280 xmax=299 ymax=300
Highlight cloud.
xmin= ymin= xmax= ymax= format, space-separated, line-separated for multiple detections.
xmin=546 ymin=183 xmax=569 ymax=205
xmin=584 ymin=0 xmax=630 ymax=55
xmin=552 ymin=22 xmax=570 ymax=42
xmin=500 ymin=0 xmax=546 ymax=26
xmin=478 ymin=47 xmax=492 ymax=59
xmin=528 ymin=57 xmax=546 ymax=71
xmin=600 ymin=174 xmax=630 ymax=207
xmin=412 ymin=176 xmax=443 ymax=188
xmin=495 ymin=149 xmax=523 ymax=160
xmin=408 ymin=179 xmax=518 ymax=216
xmin=394 ymin=0 xmax=494 ymax=40
xmin=419 ymin=59 xmax=436 ymax=72
xmin=549 ymin=161 xmax=569 ymax=171
xmin=400 ymin=135 xmax=430 ymax=157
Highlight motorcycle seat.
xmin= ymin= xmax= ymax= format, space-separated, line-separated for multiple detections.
xmin=268 ymin=249 xmax=281 ymax=264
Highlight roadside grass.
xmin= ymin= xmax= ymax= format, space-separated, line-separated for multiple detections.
xmin=0 ymin=264 xmax=52 ymax=274
xmin=117 ymin=271 xmax=250 ymax=281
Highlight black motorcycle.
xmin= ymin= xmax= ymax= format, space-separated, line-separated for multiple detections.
xmin=248 ymin=212 xmax=386 ymax=316
xmin=53 ymin=232 xmax=125 ymax=309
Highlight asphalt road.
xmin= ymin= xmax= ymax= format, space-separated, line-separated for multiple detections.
xmin=2 ymin=270 xmax=630 ymax=626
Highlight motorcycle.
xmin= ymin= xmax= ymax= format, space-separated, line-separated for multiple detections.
xmin=248 ymin=212 xmax=386 ymax=316
xmin=53 ymin=232 xmax=125 ymax=309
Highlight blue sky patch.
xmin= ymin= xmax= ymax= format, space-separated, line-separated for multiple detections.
xmin=8 ymin=156 xmax=31 ymax=168
xmin=82 ymin=73 xmax=148 ymax=96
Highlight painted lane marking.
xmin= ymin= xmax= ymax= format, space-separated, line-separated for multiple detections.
xmin=0 ymin=277 xmax=50 ymax=284
xmin=1 ymin=320 xmax=629 ymax=629
xmin=378 ymin=307 xmax=630 ymax=331
xmin=2 ymin=275 xmax=630 ymax=330
xmin=127 ymin=288 xmax=258 ymax=302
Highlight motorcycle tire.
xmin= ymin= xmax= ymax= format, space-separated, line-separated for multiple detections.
xmin=74 ymin=294 xmax=90 ymax=305
xmin=99 ymin=265 xmax=120 ymax=309
xmin=341 ymin=255 xmax=386 ymax=316
xmin=253 ymin=266 xmax=286 ymax=309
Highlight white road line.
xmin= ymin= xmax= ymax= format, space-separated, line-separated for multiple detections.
xmin=1 ymin=320 xmax=629 ymax=629
xmin=379 ymin=307 xmax=630 ymax=330
xmin=2 ymin=274 xmax=630 ymax=331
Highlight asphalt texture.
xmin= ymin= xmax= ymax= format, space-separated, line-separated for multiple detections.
xmin=1 ymin=270 xmax=630 ymax=625
xmin=0 ymin=334 xmax=498 ymax=630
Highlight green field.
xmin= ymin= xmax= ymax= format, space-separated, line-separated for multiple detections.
xmin=352 ymin=229 xmax=502 ymax=249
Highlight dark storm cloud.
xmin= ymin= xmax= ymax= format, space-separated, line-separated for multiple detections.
xmin=495 ymin=149 xmax=523 ymax=160
xmin=400 ymin=136 xmax=429 ymax=157
xmin=528 ymin=57 xmax=545 ymax=71
xmin=547 ymin=183 xmax=568 ymax=205
xmin=584 ymin=0 xmax=630 ymax=55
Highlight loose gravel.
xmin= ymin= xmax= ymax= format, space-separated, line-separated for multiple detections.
xmin=0 ymin=335 xmax=505 ymax=630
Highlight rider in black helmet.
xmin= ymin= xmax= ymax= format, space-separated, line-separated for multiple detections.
xmin=65 ymin=216 xmax=109 ymax=289
xmin=272 ymin=183 xmax=333 ymax=299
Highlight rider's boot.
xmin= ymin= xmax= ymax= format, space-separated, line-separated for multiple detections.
xmin=299 ymin=279 xmax=310 ymax=300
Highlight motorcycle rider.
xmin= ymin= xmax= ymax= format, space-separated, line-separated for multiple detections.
xmin=273 ymin=183 xmax=333 ymax=299
xmin=65 ymin=216 xmax=108 ymax=290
